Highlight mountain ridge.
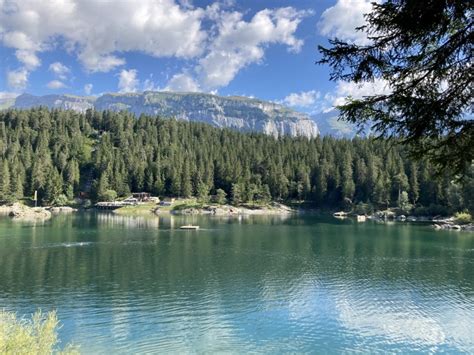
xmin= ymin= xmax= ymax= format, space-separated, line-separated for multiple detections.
xmin=9 ymin=91 xmax=319 ymax=138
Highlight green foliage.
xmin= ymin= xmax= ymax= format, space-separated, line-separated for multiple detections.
xmin=413 ymin=204 xmax=450 ymax=217
xmin=54 ymin=194 xmax=69 ymax=207
xmin=215 ymin=188 xmax=227 ymax=205
xmin=318 ymin=0 xmax=473 ymax=175
xmin=0 ymin=159 xmax=12 ymax=202
xmin=196 ymin=182 xmax=210 ymax=203
xmin=353 ymin=202 xmax=373 ymax=215
xmin=0 ymin=108 xmax=472 ymax=213
xmin=231 ymin=183 xmax=243 ymax=206
xmin=397 ymin=191 xmax=412 ymax=213
xmin=102 ymin=190 xmax=118 ymax=202
xmin=454 ymin=211 xmax=472 ymax=225
xmin=0 ymin=310 xmax=78 ymax=354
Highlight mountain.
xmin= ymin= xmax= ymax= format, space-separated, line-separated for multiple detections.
xmin=10 ymin=92 xmax=319 ymax=138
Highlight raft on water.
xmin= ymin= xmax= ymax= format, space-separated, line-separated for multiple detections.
xmin=180 ymin=225 xmax=200 ymax=230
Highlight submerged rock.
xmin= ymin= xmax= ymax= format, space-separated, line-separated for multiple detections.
xmin=49 ymin=206 xmax=78 ymax=213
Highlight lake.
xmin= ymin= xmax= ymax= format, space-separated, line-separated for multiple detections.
xmin=0 ymin=213 xmax=473 ymax=353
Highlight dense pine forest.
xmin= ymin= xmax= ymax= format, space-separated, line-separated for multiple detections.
xmin=0 ymin=108 xmax=472 ymax=215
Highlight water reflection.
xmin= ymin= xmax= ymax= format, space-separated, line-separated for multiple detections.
xmin=0 ymin=213 xmax=473 ymax=353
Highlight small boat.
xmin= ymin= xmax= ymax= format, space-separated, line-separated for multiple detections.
xmin=357 ymin=215 xmax=367 ymax=222
xmin=180 ymin=225 xmax=200 ymax=230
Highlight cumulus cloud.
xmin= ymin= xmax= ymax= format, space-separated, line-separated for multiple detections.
xmin=165 ymin=73 xmax=201 ymax=92
xmin=282 ymin=90 xmax=320 ymax=107
xmin=318 ymin=0 xmax=377 ymax=45
xmin=118 ymin=69 xmax=139 ymax=93
xmin=7 ymin=68 xmax=28 ymax=90
xmin=1 ymin=1 xmax=309 ymax=92
xmin=49 ymin=62 xmax=70 ymax=80
xmin=3 ymin=31 xmax=42 ymax=69
xmin=0 ymin=91 xmax=19 ymax=100
xmin=47 ymin=80 xmax=67 ymax=89
xmin=196 ymin=7 xmax=309 ymax=90
xmin=0 ymin=0 xmax=206 ymax=73
xmin=84 ymin=83 xmax=93 ymax=95
xmin=15 ymin=49 xmax=40 ymax=70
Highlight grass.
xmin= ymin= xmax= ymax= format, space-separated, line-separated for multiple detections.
xmin=113 ymin=202 xmax=158 ymax=215
xmin=0 ymin=310 xmax=78 ymax=354
xmin=114 ymin=198 xmax=200 ymax=215
xmin=172 ymin=198 xmax=204 ymax=211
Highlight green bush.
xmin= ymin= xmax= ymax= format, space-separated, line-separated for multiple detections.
xmin=454 ymin=211 xmax=472 ymax=224
xmin=0 ymin=310 xmax=78 ymax=354
xmin=100 ymin=189 xmax=117 ymax=202
xmin=53 ymin=194 xmax=69 ymax=206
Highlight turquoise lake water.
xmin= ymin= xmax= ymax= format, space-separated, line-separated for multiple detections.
xmin=0 ymin=213 xmax=473 ymax=353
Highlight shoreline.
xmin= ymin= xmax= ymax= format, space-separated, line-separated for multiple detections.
xmin=0 ymin=203 xmax=78 ymax=221
xmin=113 ymin=201 xmax=295 ymax=217
xmin=1 ymin=202 xmax=472 ymax=231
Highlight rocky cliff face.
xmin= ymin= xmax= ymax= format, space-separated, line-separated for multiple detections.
xmin=11 ymin=92 xmax=319 ymax=138
xmin=15 ymin=93 xmax=95 ymax=112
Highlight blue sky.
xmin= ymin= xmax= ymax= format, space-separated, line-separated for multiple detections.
xmin=0 ymin=0 xmax=385 ymax=113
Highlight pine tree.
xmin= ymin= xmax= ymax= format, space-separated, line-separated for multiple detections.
xmin=341 ymin=150 xmax=355 ymax=203
xmin=0 ymin=159 xmax=11 ymax=202
xmin=409 ymin=163 xmax=419 ymax=205
xmin=231 ymin=183 xmax=243 ymax=205
xmin=215 ymin=188 xmax=227 ymax=205
xmin=197 ymin=182 xmax=210 ymax=203
xmin=44 ymin=168 xmax=63 ymax=205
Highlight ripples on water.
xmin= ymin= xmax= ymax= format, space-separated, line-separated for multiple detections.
xmin=0 ymin=213 xmax=473 ymax=353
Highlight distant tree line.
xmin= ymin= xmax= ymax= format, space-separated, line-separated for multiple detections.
xmin=0 ymin=108 xmax=472 ymax=214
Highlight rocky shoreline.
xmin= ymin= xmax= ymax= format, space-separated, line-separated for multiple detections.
xmin=332 ymin=210 xmax=474 ymax=232
xmin=0 ymin=203 xmax=52 ymax=221
xmin=158 ymin=202 xmax=294 ymax=216
xmin=432 ymin=218 xmax=474 ymax=232
xmin=0 ymin=203 xmax=78 ymax=221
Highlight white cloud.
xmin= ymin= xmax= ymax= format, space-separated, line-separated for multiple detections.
xmin=118 ymin=69 xmax=139 ymax=93
xmin=15 ymin=49 xmax=40 ymax=69
xmin=46 ymin=80 xmax=67 ymax=89
xmin=165 ymin=73 xmax=200 ymax=92
xmin=0 ymin=0 xmax=206 ymax=72
xmin=282 ymin=90 xmax=320 ymax=107
xmin=1 ymin=2 xmax=309 ymax=91
xmin=197 ymin=7 xmax=309 ymax=90
xmin=3 ymin=31 xmax=41 ymax=69
xmin=143 ymin=77 xmax=159 ymax=92
xmin=7 ymin=68 xmax=28 ymax=90
xmin=0 ymin=91 xmax=19 ymax=100
xmin=78 ymin=53 xmax=126 ymax=73
xmin=332 ymin=79 xmax=391 ymax=106
xmin=49 ymin=62 xmax=70 ymax=80
xmin=318 ymin=0 xmax=377 ymax=45
xmin=84 ymin=83 xmax=93 ymax=95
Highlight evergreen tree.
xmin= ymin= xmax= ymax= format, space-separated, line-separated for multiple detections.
xmin=215 ymin=188 xmax=227 ymax=205
xmin=0 ymin=159 xmax=11 ymax=202
xmin=197 ymin=182 xmax=210 ymax=203
xmin=231 ymin=183 xmax=243 ymax=205
xmin=0 ymin=107 xmax=470 ymax=214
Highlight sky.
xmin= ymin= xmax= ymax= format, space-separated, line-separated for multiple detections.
xmin=0 ymin=0 xmax=387 ymax=114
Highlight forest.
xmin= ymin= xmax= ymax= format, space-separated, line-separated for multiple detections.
xmin=0 ymin=108 xmax=472 ymax=215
